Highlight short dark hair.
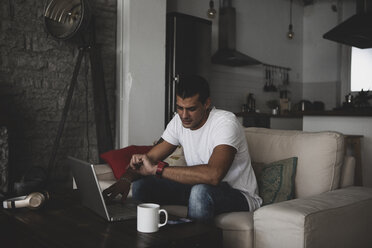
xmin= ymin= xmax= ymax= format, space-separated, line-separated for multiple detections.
xmin=176 ymin=75 xmax=210 ymax=104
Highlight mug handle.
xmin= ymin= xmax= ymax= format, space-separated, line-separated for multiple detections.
xmin=158 ymin=209 xmax=168 ymax=228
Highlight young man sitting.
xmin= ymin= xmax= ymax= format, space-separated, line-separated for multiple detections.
xmin=103 ymin=75 xmax=262 ymax=221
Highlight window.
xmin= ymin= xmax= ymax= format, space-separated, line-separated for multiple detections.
xmin=350 ymin=47 xmax=372 ymax=92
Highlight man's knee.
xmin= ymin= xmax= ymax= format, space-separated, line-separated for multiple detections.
xmin=189 ymin=184 xmax=213 ymax=202
xmin=188 ymin=184 xmax=214 ymax=221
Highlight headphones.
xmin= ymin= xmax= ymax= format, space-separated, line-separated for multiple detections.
xmin=2 ymin=191 xmax=49 ymax=209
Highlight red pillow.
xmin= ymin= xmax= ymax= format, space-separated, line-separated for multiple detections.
xmin=100 ymin=145 xmax=153 ymax=179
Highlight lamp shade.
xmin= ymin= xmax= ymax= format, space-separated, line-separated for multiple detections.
xmin=44 ymin=0 xmax=91 ymax=41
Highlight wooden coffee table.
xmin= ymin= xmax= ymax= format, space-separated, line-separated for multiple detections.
xmin=0 ymin=190 xmax=222 ymax=248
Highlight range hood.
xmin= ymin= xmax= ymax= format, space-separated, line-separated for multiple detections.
xmin=323 ymin=0 xmax=372 ymax=48
xmin=212 ymin=1 xmax=261 ymax=66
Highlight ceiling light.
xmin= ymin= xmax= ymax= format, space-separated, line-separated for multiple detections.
xmin=287 ymin=0 xmax=294 ymax=39
xmin=207 ymin=0 xmax=217 ymax=19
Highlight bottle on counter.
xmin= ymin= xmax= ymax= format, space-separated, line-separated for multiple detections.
xmin=279 ymin=90 xmax=291 ymax=114
xmin=247 ymin=93 xmax=256 ymax=112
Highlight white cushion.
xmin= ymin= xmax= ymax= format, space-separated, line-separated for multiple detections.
xmin=164 ymin=146 xmax=186 ymax=166
xmin=93 ymin=164 xmax=116 ymax=191
xmin=254 ymin=186 xmax=372 ymax=248
xmin=244 ymin=128 xmax=344 ymax=198
xmin=93 ymin=164 xmax=116 ymax=181
xmin=215 ymin=211 xmax=254 ymax=248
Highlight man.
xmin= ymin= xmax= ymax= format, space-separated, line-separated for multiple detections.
xmin=103 ymin=75 xmax=262 ymax=221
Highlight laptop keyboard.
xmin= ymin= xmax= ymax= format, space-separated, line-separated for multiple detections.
xmin=106 ymin=202 xmax=137 ymax=220
xmin=108 ymin=203 xmax=136 ymax=214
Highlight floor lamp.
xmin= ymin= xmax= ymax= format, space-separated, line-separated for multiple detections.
xmin=44 ymin=0 xmax=113 ymax=185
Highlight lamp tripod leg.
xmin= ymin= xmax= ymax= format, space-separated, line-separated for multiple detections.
xmin=88 ymin=44 xmax=114 ymax=159
xmin=46 ymin=47 xmax=85 ymax=184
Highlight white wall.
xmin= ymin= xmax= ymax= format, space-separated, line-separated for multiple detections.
xmin=115 ymin=0 xmax=358 ymax=146
xmin=168 ymin=0 xmax=304 ymax=113
xmin=302 ymin=1 xmax=356 ymax=110
xmin=303 ymin=3 xmax=339 ymax=83
xmin=302 ymin=2 xmax=338 ymax=110
xmin=169 ymin=0 xmax=357 ymax=112
xmin=116 ymin=0 xmax=166 ymax=147
xmin=340 ymin=1 xmax=357 ymax=101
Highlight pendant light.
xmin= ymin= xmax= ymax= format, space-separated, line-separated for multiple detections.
xmin=207 ymin=0 xmax=217 ymax=19
xmin=287 ymin=0 xmax=294 ymax=39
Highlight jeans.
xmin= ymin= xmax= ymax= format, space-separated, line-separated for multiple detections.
xmin=132 ymin=176 xmax=249 ymax=221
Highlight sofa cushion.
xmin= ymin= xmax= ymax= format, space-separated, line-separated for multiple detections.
xmin=253 ymin=157 xmax=297 ymax=206
xmin=245 ymin=128 xmax=344 ymax=198
xmin=163 ymin=146 xmax=186 ymax=166
xmin=100 ymin=145 xmax=153 ymax=179
xmin=215 ymin=212 xmax=255 ymax=248
xmin=215 ymin=211 xmax=254 ymax=231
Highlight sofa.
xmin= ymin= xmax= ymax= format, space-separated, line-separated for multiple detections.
xmin=93 ymin=127 xmax=372 ymax=248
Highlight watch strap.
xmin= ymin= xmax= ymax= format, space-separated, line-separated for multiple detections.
xmin=156 ymin=161 xmax=169 ymax=178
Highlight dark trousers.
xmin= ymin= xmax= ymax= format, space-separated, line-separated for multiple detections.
xmin=132 ymin=176 xmax=249 ymax=221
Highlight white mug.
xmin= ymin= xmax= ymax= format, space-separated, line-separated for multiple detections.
xmin=137 ymin=203 xmax=168 ymax=233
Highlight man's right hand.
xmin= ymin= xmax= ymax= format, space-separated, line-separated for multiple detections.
xmin=130 ymin=154 xmax=157 ymax=176
xmin=102 ymin=177 xmax=131 ymax=203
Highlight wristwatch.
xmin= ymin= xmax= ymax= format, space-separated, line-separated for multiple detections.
xmin=156 ymin=161 xmax=169 ymax=178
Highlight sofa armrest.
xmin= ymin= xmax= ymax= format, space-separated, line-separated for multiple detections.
xmin=91 ymin=163 xmax=136 ymax=197
xmin=254 ymin=186 xmax=372 ymax=248
xmin=94 ymin=164 xmax=116 ymax=181
xmin=90 ymin=164 xmax=116 ymax=192
xmin=72 ymin=163 xmax=117 ymax=190
xmin=339 ymin=155 xmax=355 ymax=188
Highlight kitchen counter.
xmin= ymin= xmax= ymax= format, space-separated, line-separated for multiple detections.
xmin=235 ymin=112 xmax=303 ymax=130
xmin=235 ymin=109 xmax=372 ymax=131
xmin=301 ymin=109 xmax=372 ymax=116
xmin=235 ymin=109 xmax=372 ymax=118
xmin=235 ymin=112 xmax=303 ymax=118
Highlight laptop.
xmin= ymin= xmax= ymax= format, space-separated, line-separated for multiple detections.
xmin=68 ymin=156 xmax=139 ymax=221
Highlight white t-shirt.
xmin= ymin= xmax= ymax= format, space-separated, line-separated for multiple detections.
xmin=162 ymin=107 xmax=262 ymax=211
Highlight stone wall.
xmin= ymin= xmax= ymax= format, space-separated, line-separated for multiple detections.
xmin=0 ymin=0 xmax=116 ymax=189
xmin=0 ymin=126 xmax=8 ymax=195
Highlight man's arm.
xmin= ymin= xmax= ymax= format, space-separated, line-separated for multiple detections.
xmin=102 ymin=139 xmax=177 ymax=202
xmin=147 ymin=139 xmax=178 ymax=163
xmin=132 ymin=144 xmax=236 ymax=186
xmin=162 ymin=145 xmax=236 ymax=185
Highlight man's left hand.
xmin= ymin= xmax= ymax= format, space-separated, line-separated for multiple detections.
xmin=102 ymin=179 xmax=131 ymax=203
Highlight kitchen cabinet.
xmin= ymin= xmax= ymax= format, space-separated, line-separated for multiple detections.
xmin=270 ymin=116 xmax=302 ymax=130
xmin=242 ymin=113 xmax=270 ymax=128
xmin=238 ymin=112 xmax=302 ymax=130
xmin=165 ymin=12 xmax=212 ymax=125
